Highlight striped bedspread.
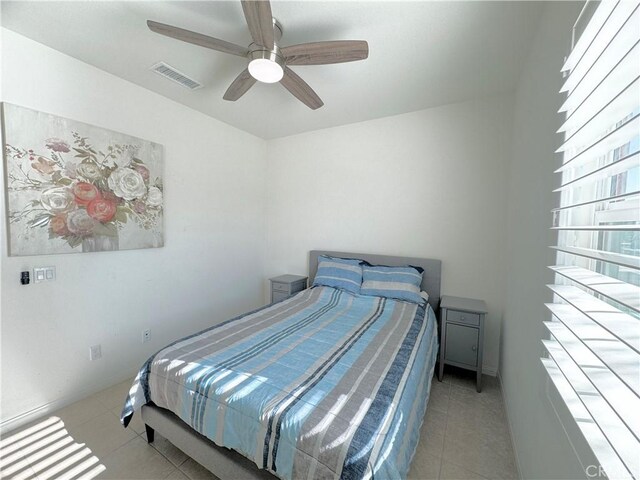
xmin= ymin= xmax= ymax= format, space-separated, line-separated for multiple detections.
xmin=121 ymin=286 xmax=438 ymax=480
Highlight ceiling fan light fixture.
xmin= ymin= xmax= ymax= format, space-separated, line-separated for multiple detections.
xmin=247 ymin=45 xmax=285 ymax=83
xmin=248 ymin=58 xmax=283 ymax=83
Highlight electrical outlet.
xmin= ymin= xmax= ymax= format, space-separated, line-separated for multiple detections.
xmin=142 ymin=329 xmax=151 ymax=343
xmin=89 ymin=344 xmax=102 ymax=361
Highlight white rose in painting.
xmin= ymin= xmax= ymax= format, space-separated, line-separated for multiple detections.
xmin=66 ymin=209 xmax=97 ymax=235
xmin=77 ymin=162 xmax=102 ymax=180
xmin=107 ymin=167 xmax=146 ymax=200
xmin=146 ymin=186 xmax=163 ymax=208
xmin=41 ymin=187 xmax=74 ymax=213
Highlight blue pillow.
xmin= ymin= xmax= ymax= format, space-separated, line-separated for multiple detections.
xmin=360 ymin=264 xmax=424 ymax=304
xmin=313 ymin=255 xmax=363 ymax=294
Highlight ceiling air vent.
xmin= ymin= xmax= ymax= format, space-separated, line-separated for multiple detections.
xmin=150 ymin=62 xmax=202 ymax=90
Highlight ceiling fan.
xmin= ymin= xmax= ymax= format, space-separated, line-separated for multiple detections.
xmin=147 ymin=0 xmax=369 ymax=110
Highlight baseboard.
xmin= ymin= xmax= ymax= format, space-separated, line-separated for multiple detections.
xmin=497 ymin=369 xmax=523 ymax=480
xmin=483 ymin=365 xmax=498 ymax=376
xmin=0 ymin=399 xmax=70 ymax=434
xmin=0 ymin=370 xmax=135 ymax=434
xmin=436 ymin=361 xmax=497 ymax=377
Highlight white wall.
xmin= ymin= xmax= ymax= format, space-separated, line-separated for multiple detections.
xmin=266 ymin=95 xmax=514 ymax=374
xmin=500 ymin=2 xmax=595 ymax=479
xmin=0 ymin=29 xmax=267 ymax=427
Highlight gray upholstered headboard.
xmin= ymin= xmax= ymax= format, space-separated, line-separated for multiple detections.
xmin=308 ymin=250 xmax=442 ymax=312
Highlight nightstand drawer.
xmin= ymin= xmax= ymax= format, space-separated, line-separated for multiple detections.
xmin=290 ymin=280 xmax=307 ymax=292
xmin=272 ymin=282 xmax=290 ymax=293
xmin=444 ymin=323 xmax=478 ymax=367
xmin=447 ymin=309 xmax=480 ymax=326
xmin=272 ymin=291 xmax=290 ymax=303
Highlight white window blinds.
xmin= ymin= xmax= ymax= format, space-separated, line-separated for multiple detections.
xmin=542 ymin=1 xmax=640 ymax=479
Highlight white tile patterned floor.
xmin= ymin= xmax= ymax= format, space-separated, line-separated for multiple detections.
xmin=408 ymin=367 xmax=518 ymax=480
xmin=1 ymin=366 xmax=517 ymax=480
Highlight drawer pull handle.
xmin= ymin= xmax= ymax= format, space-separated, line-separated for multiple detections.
xmin=460 ymin=316 xmax=465 ymax=321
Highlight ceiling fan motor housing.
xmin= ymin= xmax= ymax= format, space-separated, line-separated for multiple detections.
xmin=248 ymin=42 xmax=284 ymax=65
xmin=247 ymin=18 xmax=285 ymax=83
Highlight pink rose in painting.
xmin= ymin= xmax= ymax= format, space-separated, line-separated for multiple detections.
xmin=87 ymin=198 xmax=116 ymax=223
xmin=133 ymin=164 xmax=150 ymax=181
xmin=133 ymin=199 xmax=146 ymax=214
xmin=50 ymin=214 xmax=70 ymax=236
xmin=72 ymin=182 xmax=100 ymax=206
xmin=66 ymin=209 xmax=97 ymax=235
xmin=45 ymin=137 xmax=70 ymax=153
xmin=31 ymin=157 xmax=56 ymax=175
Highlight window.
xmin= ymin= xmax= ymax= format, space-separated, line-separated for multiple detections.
xmin=542 ymin=1 xmax=640 ymax=479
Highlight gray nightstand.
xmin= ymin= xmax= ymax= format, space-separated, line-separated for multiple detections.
xmin=438 ymin=295 xmax=487 ymax=392
xmin=270 ymin=275 xmax=308 ymax=303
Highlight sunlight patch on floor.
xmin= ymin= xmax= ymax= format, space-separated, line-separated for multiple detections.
xmin=0 ymin=416 xmax=106 ymax=480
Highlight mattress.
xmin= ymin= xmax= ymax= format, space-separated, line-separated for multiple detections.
xmin=121 ymin=286 xmax=438 ymax=480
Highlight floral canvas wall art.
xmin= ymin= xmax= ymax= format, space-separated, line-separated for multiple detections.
xmin=2 ymin=103 xmax=164 ymax=256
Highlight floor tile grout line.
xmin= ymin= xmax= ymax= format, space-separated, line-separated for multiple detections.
xmin=50 ymin=401 xmax=111 ymax=433
xmin=94 ymin=432 xmax=141 ymax=470
xmin=148 ymin=433 xmax=189 ymax=469
xmin=22 ymin=437 xmax=85 ymax=472
xmin=1 ymin=452 xmax=39 ymax=479
xmin=163 ymin=465 xmax=181 ymax=479
xmin=153 ymin=443 xmax=189 ymax=469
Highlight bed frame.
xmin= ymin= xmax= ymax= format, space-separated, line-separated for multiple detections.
xmin=141 ymin=251 xmax=442 ymax=480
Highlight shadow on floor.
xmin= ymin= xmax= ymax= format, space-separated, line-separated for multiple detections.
xmin=0 ymin=416 xmax=105 ymax=479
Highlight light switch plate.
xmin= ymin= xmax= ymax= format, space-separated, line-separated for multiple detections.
xmin=34 ymin=266 xmax=55 ymax=283
xmin=35 ymin=269 xmax=45 ymax=282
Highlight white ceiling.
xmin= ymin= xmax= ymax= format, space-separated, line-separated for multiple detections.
xmin=1 ymin=1 xmax=544 ymax=139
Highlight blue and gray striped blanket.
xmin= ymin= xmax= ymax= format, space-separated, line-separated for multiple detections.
xmin=121 ymin=286 xmax=438 ymax=480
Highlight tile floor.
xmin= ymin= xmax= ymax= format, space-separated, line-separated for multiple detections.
xmin=1 ymin=366 xmax=517 ymax=480
xmin=407 ymin=367 xmax=518 ymax=480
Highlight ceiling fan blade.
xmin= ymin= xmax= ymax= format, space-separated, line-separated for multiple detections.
xmin=281 ymin=41 xmax=369 ymax=65
xmin=280 ymin=67 xmax=324 ymax=110
xmin=223 ymin=68 xmax=257 ymax=101
xmin=241 ymin=0 xmax=274 ymax=50
xmin=147 ymin=20 xmax=248 ymax=58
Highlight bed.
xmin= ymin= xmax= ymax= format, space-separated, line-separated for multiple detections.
xmin=121 ymin=251 xmax=441 ymax=480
